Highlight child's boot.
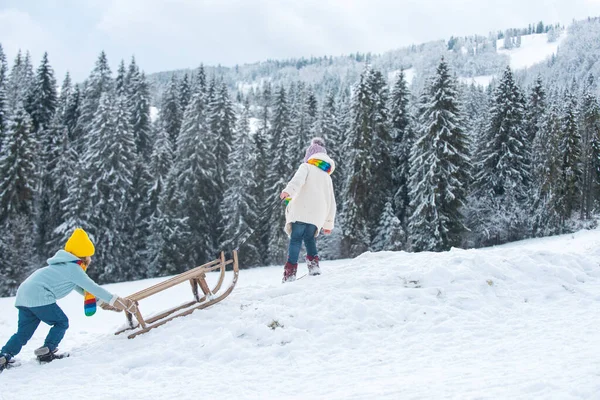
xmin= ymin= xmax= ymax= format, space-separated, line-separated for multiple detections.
xmin=307 ymin=255 xmax=321 ymax=276
xmin=282 ymin=262 xmax=298 ymax=283
xmin=35 ymin=346 xmax=69 ymax=363
xmin=0 ymin=353 xmax=8 ymax=372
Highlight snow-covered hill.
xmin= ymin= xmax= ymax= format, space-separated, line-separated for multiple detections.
xmin=2 ymin=229 xmax=600 ymax=399
xmin=497 ymin=32 xmax=566 ymax=70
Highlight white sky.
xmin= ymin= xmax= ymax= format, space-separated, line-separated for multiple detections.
xmin=1 ymin=0 xmax=600 ymax=83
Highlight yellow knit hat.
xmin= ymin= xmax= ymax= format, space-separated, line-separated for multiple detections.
xmin=64 ymin=228 xmax=95 ymax=258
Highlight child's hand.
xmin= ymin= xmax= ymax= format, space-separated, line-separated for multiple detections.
xmin=280 ymin=191 xmax=290 ymax=200
xmin=100 ymin=302 xmax=121 ymax=312
xmin=322 ymin=229 xmax=332 ymax=235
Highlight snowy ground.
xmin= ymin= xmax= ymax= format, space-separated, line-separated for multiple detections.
xmin=2 ymin=229 xmax=600 ymax=399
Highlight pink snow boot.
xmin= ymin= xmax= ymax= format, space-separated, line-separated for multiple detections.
xmin=282 ymin=262 xmax=298 ymax=283
xmin=307 ymin=255 xmax=321 ymax=276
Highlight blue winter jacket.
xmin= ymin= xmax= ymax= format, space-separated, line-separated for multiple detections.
xmin=14 ymin=250 xmax=116 ymax=308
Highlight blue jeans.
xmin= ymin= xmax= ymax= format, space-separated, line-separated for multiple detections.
xmin=287 ymin=222 xmax=318 ymax=264
xmin=1 ymin=303 xmax=69 ymax=357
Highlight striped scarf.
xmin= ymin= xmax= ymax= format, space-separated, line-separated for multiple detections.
xmin=307 ymin=158 xmax=333 ymax=174
xmin=284 ymin=158 xmax=333 ymax=206
xmin=74 ymin=260 xmax=97 ymax=316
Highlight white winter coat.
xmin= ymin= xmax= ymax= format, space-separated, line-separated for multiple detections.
xmin=283 ymin=153 xmax=337 ymax=237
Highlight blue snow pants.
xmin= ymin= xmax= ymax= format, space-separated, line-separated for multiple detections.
xmin=287 ymin=222 xmax=318 ymax=264
xmin=1 ymin=303 xmax=69 ymax=358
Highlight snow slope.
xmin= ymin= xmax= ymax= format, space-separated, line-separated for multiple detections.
xmin=2 ymin=229 xmax=600 ymax=399
xmin=497 ymin=32 xmax=566 ymax=70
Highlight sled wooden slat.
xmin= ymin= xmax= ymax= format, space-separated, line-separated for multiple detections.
xmin=115 ymin=251 xmax=239 ymax=339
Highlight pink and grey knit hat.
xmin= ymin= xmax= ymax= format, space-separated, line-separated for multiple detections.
xmin=303 ymin=137 xmax=327 ymax=162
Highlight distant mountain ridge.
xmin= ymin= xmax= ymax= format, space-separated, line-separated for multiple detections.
xmin=146 ymin=16 xmax=600 ymax=104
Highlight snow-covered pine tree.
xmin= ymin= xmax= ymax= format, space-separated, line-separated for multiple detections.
xmin=319 ymin=91 xmax=343 ymax=197
xmin=0 ymin=104 xmax=38 ymax=294
xmin=146 ymin=121 xmax=173 ymax=278
xmin=289 ymin=82 xmax=310 ymax=157
xmin=389 ymin=69 xmax=413 ymax=231
xmin=35 ymin=112 xmax=67 ymax=258
xmin=207 ymin=79 xmax=235 ymax=250
xmin=47 ymin=123 xmax=78 ymax=251
xmin=367 ymin=69 xmax=394 ymax=243
xmin=555 ymin=86 xmax=582 ymax=222
xmin=578 ymin=75 xmax=600 ymax=219
xmin=220 ymin=100 xmax=261 ymax=266
xmin=152 ymin=76 xmax=217 ymax=274
xmin=179 ymin=73 xmax=192 ymax=113
xmin=63 ymin=82 xmax=81 ymax=142
xmin=372 ymin=201 xmax=405 ymax=251
xmin=305 ymin=86 xmax=319 ymax=139
xmin=160 ymin=75 xmax=182 ymax=152
xmin=472 ymin=66 xmax=530 ymax=245
xmin=0 ymin=103 xmax=37 ymax=223
xmin=73 ymin=51 xmax=113 ymax=154
xmin=0 ymin=43 xmax=8 ymax=152
xmin=83 ymin=93 xmax=136 ymax=281
xmin=266 ymin=85 xmax=294 ymax=263
xmin=408 ymin=58 xmax=471 ymax=252
xmin=250 ymin=83 xmax=272 ymax=263
xmin=340 ymin=66 xmax=375 ymax=257
xmin=7 ymin=50 xmax=34 ymax=112
xmin=27 ymin=52 xmax=57 ymax=135
xmin=524 ymin=75 xmax=546 ymax=144
xmin=0 ymin=214 xmax=37 ymax=296
xmin=115 ymin=60 xmax=128 ymax=97
xmin=56 ymin=72 xmax=73 ymax=121
xmin=531 ymin=97 xmax=563 ymax=236
xmin=128 ymin=68 xmax=152 ymax=158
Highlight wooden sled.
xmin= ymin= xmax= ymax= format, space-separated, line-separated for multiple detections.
xmin=115 ymin=250 xmax=239 ymax=339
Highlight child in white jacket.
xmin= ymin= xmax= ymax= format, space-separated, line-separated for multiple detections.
xmin=279 ymin=137 xmax=337 ymax=282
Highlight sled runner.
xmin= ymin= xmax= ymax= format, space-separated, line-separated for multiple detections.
xmin=115 ymin=251 xmax=239 ymax=339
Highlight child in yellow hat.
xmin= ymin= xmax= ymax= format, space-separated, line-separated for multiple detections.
xmin=0 ymin=228 xmax=136 ymax=371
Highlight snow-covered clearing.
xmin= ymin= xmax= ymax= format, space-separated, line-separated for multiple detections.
xmin=2 ymin=229 xmax=600 ymax=399
xmin=497 ymin=32 xmax=566 ymax=70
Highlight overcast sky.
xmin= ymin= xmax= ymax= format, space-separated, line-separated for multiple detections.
xmin=1 ymin=0 xmax=600 ymax=83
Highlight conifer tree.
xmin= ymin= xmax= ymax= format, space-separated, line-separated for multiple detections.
xmin=556 ymin=88 xmax=581 ymax=221
xmin=179 ymin=73 xmax=192 ymax=112
xmin=319 ymin=91 xmax=343 ymax=198
xmin=206 ymin=79 xmax=235 ymax=250
xmin=579 ymin=75 xmax=600 ymax=219
xmin=129 ymin=69 xmax=152 ymax=158
xmin=73 ymin=51 xmax=113 ymax=154
xmin=220 ymin=101 xmax=261 ymax=266
xmin=7 ymin=51 xmax=34 ymax=112
xmin=250 ymin=84 xmax=272 ymax=263
xmin=0 ymin=43 xmax=8 ymax=151
xmin=83 ymin=93 xmax=136 ymax=281
xmin=152 ymin=82 xmax=217 ymax=275
xmin=531 ymin=99 xmax=562 ymax=236
xmin=160 ymin=75 xmax=182 ymax=150
xmin=525 ymin=75 xmax=546 ymax=144
xmin=472 ymin=66 xmax=530 ymax=245
xmin=372 ymin=201 xmax=405 ymax=251
xmin=367 ymin=69 xmax=393 ymax=239
xmin=266 ymin=86 xmax=294 ymax=263
xmin=408 ymin=59 xmax=471 ymax=252
xmin=340 ymin=67 xmax=375 ymax=257
xmin=389 ymin=70 xmax=413 ymax=230
xmin=0 ymin=102 xmax=37 ymax=224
